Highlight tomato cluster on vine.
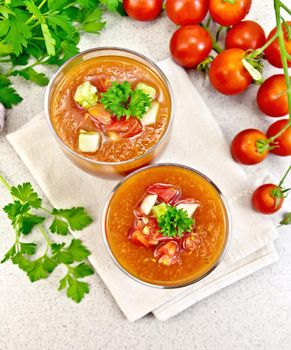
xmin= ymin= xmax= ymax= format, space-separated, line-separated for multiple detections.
xmin=122 ymin=0 xmax=291 ymax=217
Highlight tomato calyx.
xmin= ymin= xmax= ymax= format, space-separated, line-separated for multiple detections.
xmin=223 ymin=0 xmax=236 ymax=4
xmin=255 ymin=138 xmax=275 ymax=154
xmin=197 ymin=56 xmax=214 ymax=74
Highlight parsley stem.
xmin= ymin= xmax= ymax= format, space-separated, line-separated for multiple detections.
xmin=38 ymin=225 xmax=52 ymax=249
xmin=0 ymin=175 xmax=11 ymax=191
xmin=40 ymin=206 xmax=52 ymax=215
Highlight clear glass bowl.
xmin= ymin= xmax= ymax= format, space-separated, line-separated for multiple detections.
xmin=45 ymin=47 xmax=174 ymax=178
xmin=102 ymin=163 xmax=232 ymax=288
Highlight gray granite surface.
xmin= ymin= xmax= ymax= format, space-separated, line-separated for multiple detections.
xmin=0 ymin=1 xmax=290 ymax=349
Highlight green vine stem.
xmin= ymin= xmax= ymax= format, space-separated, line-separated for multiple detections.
xmin=255 ymin=0 xmax=291 ymax=152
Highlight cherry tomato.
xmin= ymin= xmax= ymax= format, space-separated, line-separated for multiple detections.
xmin=209 ymin=0 xmax=251 ymax=26
xmin=170 ymin=25 xmax=212 ymax=68
xmin=105 ymin=117 xmax=142 ymax=138
xmin=264 ymin=22 xmax=291 ymax=68
xmin=266 ymin=119 xmax=291 ymax=157
xmin=231 ymin=129 xmax=269 ymax=165
xmin=225 ymin=20 xmax=266 ymax=51
xmin=252 ymin=184 xmax=283 ymax=214
xmin=123 ymin=0 xmax=163 ymax=21
xmin=257 ymin=75 xmax=288 ymax=117
xmin=209 ymin=48 xmax=252 ymax=95
xmin=166 ymin=0 xmax=209 ymax=25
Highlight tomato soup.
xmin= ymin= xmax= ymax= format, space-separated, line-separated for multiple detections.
xmin=50 ymin=55 xmax=172 ymax=163
xmin=104 ymin=164 xmax=230 ymax=287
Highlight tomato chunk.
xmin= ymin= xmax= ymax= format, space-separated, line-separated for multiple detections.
xmin=89 ymin=74 xmax=111 ymax=92
xmin=154 ymin=241 xmax=180 ymax=266
xmin=88 ymin=103 xmax=112 ymax=125
xmin=182 ymin=233 xmax=200 ymax=252
xmin=105 ymin=117 xmax=142 ymax=138
xmin=147 ymin=183 xmax=181 ymax=204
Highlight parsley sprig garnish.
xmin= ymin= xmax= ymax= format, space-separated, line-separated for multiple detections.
xmin=0 ymin=175 xmax=94 ymax=303
xmin=157 ymin=205 xmax=194 ymax=238
xmin=100 ymin=81 xmax=152 ymax=120
xmin=0 ymin=0 xmax=124 ymax=109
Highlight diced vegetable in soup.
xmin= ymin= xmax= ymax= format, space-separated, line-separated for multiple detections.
xmin=50 ymin=56 xmax=171 ymax=162
xmin=105 ymin=166 xmax=228 ymax=286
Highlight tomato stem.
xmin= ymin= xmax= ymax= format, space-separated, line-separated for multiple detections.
xmin=261 ymin=0 xmax=291 ymax=148
xmin=247 ymin=33 xmax=278 ymax=60
xmin=201 ymin=23 xmax=223 ymax=54
xmin=278 ymin=166 xmax=291 ymax=187
xmin=274 ymin=0 xmax=291 ymax=121
xmin=216 ymin=26 xmax=228 ymax=42
xmin=279 ymin=1 xmax=291 ymax=16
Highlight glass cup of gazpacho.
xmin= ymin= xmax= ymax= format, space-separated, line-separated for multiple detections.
xmin=45 ymin=48 xmax=173 ymax=177
xmin=103 ymin=164 xmax=231 ymax=288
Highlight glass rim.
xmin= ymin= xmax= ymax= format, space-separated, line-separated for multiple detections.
xmin=102 ymin=163 xmax=232 ymax=289
xmin=44 ymin=47 xmax=175 ymax=166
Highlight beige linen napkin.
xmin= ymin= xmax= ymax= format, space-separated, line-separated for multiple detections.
xmin=7 ymin=58 xmax=278 ymax=321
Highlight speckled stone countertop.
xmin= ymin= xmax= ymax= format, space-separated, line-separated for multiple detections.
xmin=0 ymin=1 xmax=290 ymax=349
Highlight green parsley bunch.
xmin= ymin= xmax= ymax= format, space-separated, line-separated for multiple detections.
xmin=0 ymin=0 xmax=124 ymax=109
xmin=0 ymin=175 xmax=95 ymax=303
xmin=100 ymin=81 xmax=151 ymax=120
xmin=157 ymin=205 xmax=194 ymax=238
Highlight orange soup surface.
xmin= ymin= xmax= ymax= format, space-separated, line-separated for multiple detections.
xmin=105 ymin=166 xmax=228 ymax=286
xmin=50 ymin=56 xmax=171 ymax=162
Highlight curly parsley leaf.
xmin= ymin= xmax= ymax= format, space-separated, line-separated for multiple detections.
xmin=100 ymin=81 xmax=151 ymax=120
xmin=0 ymin=75 xmax=22 ymax=108
xmin=2 ymin=16 xmax=32 ymax=56
xmin=128 ymin=89 xmax=151 ymax=120
xmin=10 ymin=182 xmax=42 ymax=208
xmin=12 ymin=67 xmax=49 ymax=86
xmin=158 ymin=206 xmax=194 ymax=238
xmin=1 ymin=244 xmax=16 ymax=263
xmin=67 ymin=239 xmax=91 ymax=261
xmin=66 ymin=275 xmax=90 ymax=303
xmin=81 ymin=7 xmax=106 ymax=34
xmin=19 ymin=242 xmax=37 ymax=255
xmin=73 ymin=262 xmax=94 ymax=278
xmin=50 ymin=207 xmax=93 ymax=234
xmin=100 ymin=0 xmax=125 ymax=15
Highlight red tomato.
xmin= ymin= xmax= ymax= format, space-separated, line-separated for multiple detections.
xmin=154 ymin=241 xmax=180 ymax=265
xmin=147 ymin=183 xmax=181 ymax=204
xmin=182 ymin=233 xmax=200 ymax=252
xmin=225 ymin=20 xmax=266 ymax=51
xmin=266 ymin=119 xmax=291 ymax=157
xmin=105 ymin=117 xmax=142 ymax=138
xmin=257 ymin=75 xmax=288 ymax=117
xmin=88 ymin=104 xmax=112 ymax=125
xmin=209 ymin=0 xmax=251 ymax=26
xmin=170 ymin=25 xmax=212 ymax=68
xmin=264 ymin=22 xmax=291 ymax=68
xmin=252 ymin=184 xmax=284 ymax=214
xmin=231 ymin=129 xmax=269 ymax=165
xmin=89 ymin=74 xmax=111 ymax=92
xmin=123 ymin=0 xmax=163 ymax=21
xmin=166 ymin=0 xmax=209 ymax=25
xmin=209 ymin=48 xmax=252 ymax=95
